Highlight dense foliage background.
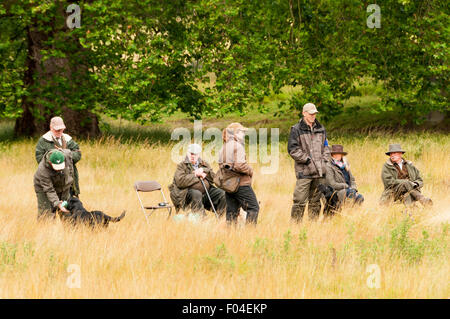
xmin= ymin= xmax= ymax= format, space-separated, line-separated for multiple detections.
xmin=0 ymin=0 xmax=448 ymax=136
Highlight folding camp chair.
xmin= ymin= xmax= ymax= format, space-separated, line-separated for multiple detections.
xmin=134 ymin=181 xmax=173 ymax=223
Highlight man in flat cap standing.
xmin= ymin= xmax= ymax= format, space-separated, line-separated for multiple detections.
xmin=169 ymin=143 xmax=226 ymax=217
xmin=35 ymin=116 xmax=82 ymax=197
xmin=288 ymin=103 xmax=331 ymax=221
xmin=380 ymin=144 xmax=432 ymax=206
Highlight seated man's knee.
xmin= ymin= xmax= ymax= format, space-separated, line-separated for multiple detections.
xmin=397 ymin=180 xmax=412 ymax=192
xmin=186 ymin=189 xmax=204 ymax=212
xmin=189 ymin=189 xmax=203 ymax=201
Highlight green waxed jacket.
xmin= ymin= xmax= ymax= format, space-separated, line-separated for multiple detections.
xmin=33 ymin=150 xmax=74 ymax=208
xmin=325 ymin=161 xmax=358 ymax=201
xmin=35 ymin=131 xmax=81 ymax=195
xmin=380 ymin=158 xmax=423 ymax=203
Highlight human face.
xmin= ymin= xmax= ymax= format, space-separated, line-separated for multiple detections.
xmin=332 ymin=154 xmax=343 ymax=161
xmin=189 ymin=152 xmax=199 ymax=165
xmin=389 ymin=152 xmax=403 ymax=163
xmin=302 ymin=111 xmax=317 ymax=126
xmin=50 ymin=126 xmax=65 ymax=138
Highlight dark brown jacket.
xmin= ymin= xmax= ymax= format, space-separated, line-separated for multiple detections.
xmin=168 ymin=157 xmax=215 ymax=210
xmin=288 ymin=118 xmax=331 ymax=179
xmin=218 ymin=137 xmax=253 ymax=186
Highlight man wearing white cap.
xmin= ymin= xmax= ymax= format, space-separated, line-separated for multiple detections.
xmin=288 ymin=103 xmax=331 ymax=221
xmin=35 ymin=116 xmax=82 ymax=196
xmin=33 ymin=149 xmax=74 ymax=220
xmin=169 ymin=143 xmax=226 ymax=216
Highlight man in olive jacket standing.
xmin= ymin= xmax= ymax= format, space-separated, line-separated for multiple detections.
xmin=288 ymin=103 xmax=331 ymax=221
xmin=35 ymin=116 xmax=82 ymax=196
xmin=380 ymin=144 xmax=432 ymax=206
xmin=169 ymin=144 xmax=226 ymax=216
xmin=34 ymin=149 xmax=73 ymax=220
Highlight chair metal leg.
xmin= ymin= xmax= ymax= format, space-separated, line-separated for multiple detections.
xmin=136 ymin=190 xmax=150 ymax=225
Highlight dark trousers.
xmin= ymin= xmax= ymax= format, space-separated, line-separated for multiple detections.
xmin=184 ymin=186 xmax=226 ymax=216
xmin=291 ymin=177 xmax=325 ymax=221
xmin=225 ymin=185 xmax=259 ymax=225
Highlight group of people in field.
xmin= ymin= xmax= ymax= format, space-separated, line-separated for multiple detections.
xmin=33 ymin=103 xmax=432 ymax=225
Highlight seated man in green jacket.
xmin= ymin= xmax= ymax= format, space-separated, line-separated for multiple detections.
xmin=33 ymin=149 xmax=73 ymax=221
xmin=169 ymin=144 xmax=226 ymax=217
xmin=35 ymin=116 xmax=81 ymax=197
xmin=380 ymin=144 xmax=432 ymax=206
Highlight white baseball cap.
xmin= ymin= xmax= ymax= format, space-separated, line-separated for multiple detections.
xmin=302 ymin=103 xmax=319 ymax=114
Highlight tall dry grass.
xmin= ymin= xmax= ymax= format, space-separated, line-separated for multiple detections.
xmin=0 ymin=132 xmax=448 ymax=298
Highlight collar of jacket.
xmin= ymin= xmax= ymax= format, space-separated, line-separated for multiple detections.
xmin=385 ymin=158 xmax=412 ymax=166
xmin=226 ymin=134 xmax=244 ymax=146
xmin=183 ymin=156 xmax=207 ymax=167
xmin=299 ymin=118 xmax=324 ymax=132
xmin=332 ymin=158 xmax=349 ymax=171
xmin=42 ymin=131 xmax=72 ymax=142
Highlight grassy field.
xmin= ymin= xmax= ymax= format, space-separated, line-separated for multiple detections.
xmin=0 ymin=114 xmax=448 ymax=298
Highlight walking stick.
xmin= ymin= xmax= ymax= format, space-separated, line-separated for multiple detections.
xmin=200 ymin=178 xmax=219 ymax=219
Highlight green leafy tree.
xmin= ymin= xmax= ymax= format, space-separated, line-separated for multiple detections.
xmin=0 ymin=0 xmax=202 ymax=137
xmin=0 ymin=0 xmax=448 ymax=137
xmin=360 ymin=0 xmax=449 ymax=124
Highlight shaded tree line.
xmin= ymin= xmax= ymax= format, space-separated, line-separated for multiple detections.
xmin=0 ymin=0 xmax=448 ymax=137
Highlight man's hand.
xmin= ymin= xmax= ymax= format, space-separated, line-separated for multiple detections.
xmin=194 ymin=168 xmax=204 ymax=177
xmin=58 ymin=202 xmax=69 ymax=213
xmin=346 ymin=188 xmax=357 ymax=197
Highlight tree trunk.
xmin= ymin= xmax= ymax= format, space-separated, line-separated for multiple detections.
xmin=14 ymin=10 xmax=100 ymax=138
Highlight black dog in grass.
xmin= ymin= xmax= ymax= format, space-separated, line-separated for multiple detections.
xmin=57 ymin=197 xmax=126 ymax=228
xmin=317 ymin=184 xmax=340 ymax=216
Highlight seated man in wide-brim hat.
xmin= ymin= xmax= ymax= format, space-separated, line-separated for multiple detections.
xmin=325 ymin=144 xmax=364 ymax=210
xmin=380 ymin=144 xmax=432 ymax=206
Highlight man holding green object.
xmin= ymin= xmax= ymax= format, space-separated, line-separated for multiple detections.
xmin=34 ymin=149 xmax=73 ymax=221
xmin=35 ymin=116 xmax=82 ymax=196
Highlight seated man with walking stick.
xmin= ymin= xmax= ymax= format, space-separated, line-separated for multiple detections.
xmin=169 ymin=144 xmax=226 ymax=217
